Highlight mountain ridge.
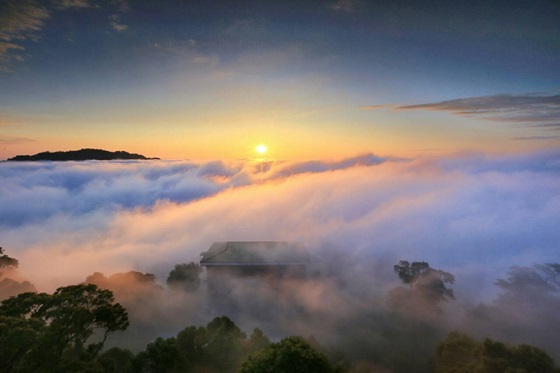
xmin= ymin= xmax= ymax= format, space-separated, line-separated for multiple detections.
xmin=7 ymin=148 xmax=159 ymax=161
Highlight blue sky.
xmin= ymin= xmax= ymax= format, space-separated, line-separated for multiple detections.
xmin=1 ymin=0 xmax=559 ymax=159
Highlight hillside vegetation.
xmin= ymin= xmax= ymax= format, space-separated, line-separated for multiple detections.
xmin=7 ymin=149 xmax=158 ymax=161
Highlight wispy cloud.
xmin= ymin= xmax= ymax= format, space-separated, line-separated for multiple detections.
xmin=0 ymin=136 xmax=34 ymax=145
xmin=109 ymin=14 xmax=128 ymax=32
xmin=0 ymin=0 xmax=130 ymax=71
xmin=56 ymin=0 xmax=92 ymax=9
xmin=0 ymin=0 xmax=49 ymax=71
xmin=395 ymin=93 xmax=560 ymax=129
xmin=0 ymin=1 xmax=49 ymax=41
xmin=328 ymin=0 xmax=361 ymax=13
xmin=511 ymin=136 xmax=560 ymax=141
xmin=268 ymin=153 xmax=394 ymax=179
xmin=361 ymin=104 xmax=396 ymax=110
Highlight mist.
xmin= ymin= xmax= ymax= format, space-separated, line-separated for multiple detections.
xmin=1 ymin=150 xmax=559 ymax=367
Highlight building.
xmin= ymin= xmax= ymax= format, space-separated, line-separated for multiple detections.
xmin=200 ymin=241 xmax=309 ymax=278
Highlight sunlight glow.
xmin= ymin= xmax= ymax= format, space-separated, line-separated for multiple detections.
xmin=256 ymin=144 xmax=267 ymax=155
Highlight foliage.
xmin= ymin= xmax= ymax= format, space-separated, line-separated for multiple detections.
xmin=0 ymin=247 xmax=19 ymax=276
xmin=245 ymin=328 xmax=271 ymax=357
xmin=0 ymin=315 xmax=44 ymax=372
xmin=205 ymin=315 xmax=247 ymax=371
xmin=239 ymin=335 xmax=335 ymax=373
xmin=132 ymin=337 xmax=181 ymax=373
xmin=0 ymin=284 xmax=129 ymax=372
xmin=0 ymin=248 xmax=36 ymax=301
xmin=394 ymin=260 xmax=455 ymax=302
xmin=97 ymin=347 xmax=135 ymax=373
xmin=495 ymin=263 xmax=560 ymax=300
xmin=7 ymin=148 xmax=156 ymax=161
xmin=433 ymin=332 xmax=482 ymax=372
xmin=464 ymin=262 xmax=560 ymax=357
xmin=133 ymin=315 xmax=258 ymax=373
xmin=433 ymin=332 xmax=560 ymax=373
xmin=166 ymin=262 xmax=203 ymax=292
xmin=131 ymin=316 xmax=275 ymax=373
xmin=0 ymin=278 xmax=36 ymax=301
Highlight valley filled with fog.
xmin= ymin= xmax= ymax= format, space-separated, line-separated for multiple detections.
xmin=1 ymin=151 xmax=559 ymax=371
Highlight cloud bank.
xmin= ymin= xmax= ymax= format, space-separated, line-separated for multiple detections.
xmin=1 ymin=151 xmax=560 ymax=364
xmin=395 ymin=93 xmax=560 ymax=129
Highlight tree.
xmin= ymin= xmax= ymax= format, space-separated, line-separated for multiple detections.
xmin=393 ymin=261 xmax=455 ymax=302
xmin=132 ymin=337 xmax=181 ymax=373
xmin=0 ymin=284 xmax=129 ymax=372
xmin=49 ymin=284 xmax=129 ymax=349
xmin=0 ymin=277 xmax=36 ymax=301
xmin=98 ymin=347 xmax=135 ymax=373
xmin=0 ymin=247 xmax=19 ymax=276
xmin=135 ymin=316 xmax=256 ymax=373
xmin=204 ymin=316 xmax=247 ymax=371
xmin=0 ymin=248 xmax=36 ymax=301
xmin=433 ymin=332 xmax=560 ymax=373
xmin=240 ymin=336 xmax=335 ymax=373
xmin=463 ymin=263 xmax=560 ymax=364
xmin=0 ymin=315 xmax=44 ymax=372
xmin=166 ymin=262 xmax=203 ymax=292
xmin=495 ymin=263 xmax=560 ymax=301
xmin=175 ymin=325 xmax=208 ymax=371
xmin=244 ymin=328 xmax=271 ymax=357
xmin=432 ymin=332 xmax=482 ymax=372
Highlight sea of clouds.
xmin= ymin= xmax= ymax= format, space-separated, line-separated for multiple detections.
xmin=1 ymin=150 xmax=559 ymax=362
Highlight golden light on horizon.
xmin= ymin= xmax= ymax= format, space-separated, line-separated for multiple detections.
xmin=256 ymin=144 xmax=267 ymax=155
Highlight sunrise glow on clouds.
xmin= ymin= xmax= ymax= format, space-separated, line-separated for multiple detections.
xmin=2 ymin=152 xmax=558 ymax=292
xmin=1 ymin=0 xmax=560 ymax=365
xmin=1 ymin=151 xmax=559 ymax=354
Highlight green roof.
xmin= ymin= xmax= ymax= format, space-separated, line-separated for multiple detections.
xmin=200 ymin=241 xmax=309 ymax=266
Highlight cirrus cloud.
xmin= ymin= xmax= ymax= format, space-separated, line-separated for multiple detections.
xmin=0 ymin=0 xmax=49 ymax=70
xmin=393 ymin=93 xmax=560 ymax=129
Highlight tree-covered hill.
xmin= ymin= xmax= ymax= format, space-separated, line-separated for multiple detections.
xmin=7 ymin=148 xmax=159 ymax=161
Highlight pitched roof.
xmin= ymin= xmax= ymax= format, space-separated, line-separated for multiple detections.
xmin=200 ymin=241 xmax=309 ymax=266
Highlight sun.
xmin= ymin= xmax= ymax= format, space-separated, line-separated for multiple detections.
xmin=256 ymin=144 xmax=267 ymax=155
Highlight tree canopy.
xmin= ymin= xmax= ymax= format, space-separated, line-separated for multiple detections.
xmin=7 ymin=148 xmax=157 ymax=161
xmin=239 ymin=335 xmax=334 ymax=373
xmin=394 ymin=260 xmax=455 ymax=302
xmin=0 ymin=284 xmax=129 ymax=372
xmin=434 ymin=332 xmax=560 ymax=373
xmin=0 ymin=247 xmax=19 ymax=275
xmin=133 ymin=315 xmax=261 ymax=373
xmin=496 ymin=263 xmax=560 ymax=300
xmin=166 ymin=262 xmax=203 ymax=292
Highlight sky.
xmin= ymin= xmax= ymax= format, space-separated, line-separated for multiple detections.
xmin=1 ymin=0 xmax=559 ymax=160
xmin=1 ymin=0 xmax=560 ymax=364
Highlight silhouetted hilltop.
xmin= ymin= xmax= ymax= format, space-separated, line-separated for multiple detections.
xmin=7 ymin=148 xmax=159 ymax=161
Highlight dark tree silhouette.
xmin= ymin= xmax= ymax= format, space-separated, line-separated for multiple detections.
xmin=0 ymin=247 xmax=19 ymax=276
xmin=7 ymin=148 xmax=158 ymax=161
xmin=0 ymin=248 xmax=36 ymax=301
xmin=394 ymin=260 xmax=455 ymax=302
xmin=495 ymin=263 xmax=560 ymax=300
xmin=239 ymin=336 xmax=334 ymax=373
xmin=98 ymin=347 xmax=135 ymax=373
xmin=433 ymin=332 xmax=560 ymax=373
xmin=132 ymin=337 xmax=181 ymax=373
xmin=0 ymin=284 xmax=129 ymax=371
xmin=133 ymin=315 xmax=255 ymax=373
xmin=167 ymin=262 xmax=203 ymax=292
